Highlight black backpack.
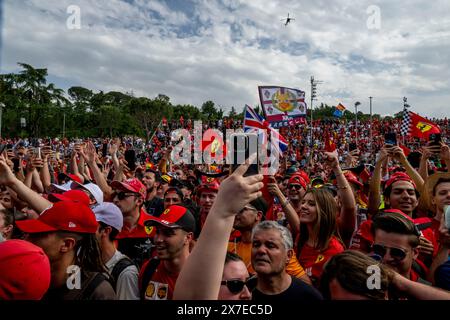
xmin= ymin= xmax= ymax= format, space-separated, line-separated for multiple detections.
xmin=110 ymin=257 xmax=137 ymax=291
xmin=139 ymin=257 xmax=161 ymax=300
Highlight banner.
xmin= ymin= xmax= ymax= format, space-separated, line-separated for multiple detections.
xmin=258 ymin=86 xmax=307 ymax=128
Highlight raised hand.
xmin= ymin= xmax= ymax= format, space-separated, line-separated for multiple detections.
xmin=211 ymin=156 xmax=264 ymax=218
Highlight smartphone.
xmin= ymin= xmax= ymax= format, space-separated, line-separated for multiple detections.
xmin=12 ymin=158 xmax=20 ymax=173
xmin=384 ymin=132 xmax=397 ymax=147
xmin=428 ymin=133 xmax=442 ymax=151
xmin=444 ymin=205 xmax=450 ymax=230
xmin=124 ymin=149 xmax=137 ymax=171
xmin=230 ymin=133 xmax=259 ymax=177
xmin=35 ymin=147 xmax=41 ymax=159
xmin=0 ymin=144 xmax=6 ymax=154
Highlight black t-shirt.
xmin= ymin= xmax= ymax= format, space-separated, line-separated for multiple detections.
xmin=252 ymin=276 xmax=323 ymax=301
xmin=144 ymin=197 xmax=164 ymax=217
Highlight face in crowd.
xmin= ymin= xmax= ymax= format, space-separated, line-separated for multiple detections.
xmin=164 ymin=191 xmax=183 ymax=209
xmin=142 ymin=171 xmax=158 ymax=192
xmin=288 ymin=183 xmax=306 ymax=202
xmin=251 ymin=222 xmax=293 ymax=277
xmin=233 ymin=204 xmax=262 ymax=232
xmin=218 ymin=256 xmax=252 ymax=300
xmin=431 ymin=179 xmax=450 ymax=214
xmin=154 ymin=226 xmax=192 ymax=261
xmin=385 ymin=181 xmax=418 ymax=216
xmin=113 ymin=190 xmax=142 ymax=216
xmin=199 ymin=191 xmax=217 ymax=214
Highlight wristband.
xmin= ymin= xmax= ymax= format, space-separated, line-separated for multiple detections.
xmin=281 ymin=199 xmax=290 ymax=208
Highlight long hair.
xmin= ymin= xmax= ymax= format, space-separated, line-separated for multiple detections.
xmin=57 ymin=231 xmax=108 ymax=277
xmin=298 ymin=188 xmax=341 ymax=253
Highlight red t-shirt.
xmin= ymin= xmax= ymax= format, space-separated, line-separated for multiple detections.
xmin=139 ymin=261 xmax=178 ymax=300
xmin=298 ymin=236 xmax=344 ymax=283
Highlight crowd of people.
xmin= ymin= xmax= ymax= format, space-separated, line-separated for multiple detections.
xmin=0 ymin=115 xmax=449 ymax=301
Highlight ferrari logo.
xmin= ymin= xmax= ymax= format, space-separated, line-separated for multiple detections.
xmin=416 ymin=122 xmax=432 ymax=133
xmin=144 ymin=226 xmax=153 ymax=235
xmin=315 ymin=254 xmax=325 ymax=263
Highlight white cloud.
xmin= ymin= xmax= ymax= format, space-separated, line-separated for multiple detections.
xmin=2 ymin=0 xmax=449 ymax=118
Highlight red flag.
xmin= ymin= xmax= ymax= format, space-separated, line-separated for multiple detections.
xmin=180 ymin=116 xmax=184 ymax=125
xmin=399 ymin=144 xmax=411 ymax=156
xmin=162 ymin=117 xmax=167 ymax=127
xmin=401 ymin=111 xmax=440 ymax=140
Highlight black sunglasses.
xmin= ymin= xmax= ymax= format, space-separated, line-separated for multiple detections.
xmin=372 ymin=244 xmax=407 ymax=261
xmin=288 ymin=184 xmax=303 ymax=190
xmin=113 ymin=191 xmax=137 ymax=200
xmin=221 ymin=276 xmax=257 ymax=294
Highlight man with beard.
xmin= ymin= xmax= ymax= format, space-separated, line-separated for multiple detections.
xmin=138 ymin=205 xmax=195 ymax=300
xmin=251 ymin=221 xmax=322 ymax=300
xmin=142 ymin=169 xmax=164 ymax=217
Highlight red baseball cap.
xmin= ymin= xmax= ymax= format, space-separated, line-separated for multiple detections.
xmin=343 ymin=170 xmax=363 ymax=188
xmin=62 ymin=173 xmax=82 ymax=184
xmin=0 ymin=240 xmax=51 ymax=300
xmin=16 ymin=201 xmax=98 ymax=234
xmin=144 ymin=205 xmax=196 ymax=233
xmin=288 ymin=175 xmax=307 ymax=189
xmin=384 ymin=172 xmax=416 ymax=190
xmin=196 ymin=181 xmax=220 ymax=195
xmin=111 ymin=178 xmax=147 ymax=199
xmin=47 ymin=190 xmax=90 ymax=206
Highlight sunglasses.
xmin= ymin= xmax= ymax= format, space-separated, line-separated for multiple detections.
xmin=221 ymin=276 xmax=257 ymax=294
xmin=113 ymin=191 xmax=137 ymax=200
xmin=238 ymin=206 xmax=257 ymax=214
xmin=288 ymin=184 xmax=303 ymax=190
xmin=372 ymin=244 xmax=407 ymax=261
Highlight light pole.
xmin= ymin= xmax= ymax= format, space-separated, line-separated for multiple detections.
xmin=63 ymin=113 xmax=66 ymax=138
xmin=354 ymin=101 xmax=361 ymax=145
xmin=310 ymin=76 xmax=322 ymax=147
xmin=0 ymin=102 xmax=4 ymax=139
xmin=369 ymin=96 xmax=373 ymax=152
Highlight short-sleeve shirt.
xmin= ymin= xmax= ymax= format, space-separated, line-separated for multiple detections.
xmin=298 ymin=236 xmax=344 ymax=285
xmin=252 ymin=276 xmax=323 ymax=301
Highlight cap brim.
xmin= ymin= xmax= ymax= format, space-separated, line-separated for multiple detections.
xmin=16 ymin=219 xmax=58 ymax=233
xmin=48 ymin=193 xmax=70 ymax=203
xmin=110 ymin=181 xmax=137 ymax=194
xmin=49 ymin=183 xmax=71 ymax=193
xmin=143 ymin=216 xmax=180 ymax=229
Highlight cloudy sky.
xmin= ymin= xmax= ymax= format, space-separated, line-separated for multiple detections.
xmin=1 ymin=0 xmax=450 ymax=117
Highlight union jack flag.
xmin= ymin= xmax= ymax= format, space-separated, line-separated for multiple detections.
xmin=244 ymin=105 xmax=288 ymax=154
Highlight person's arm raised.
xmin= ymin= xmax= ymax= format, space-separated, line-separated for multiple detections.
xmin=174 ymin=158 xmax=264 ymax=300
xmin=267 ymin=176 xmax=300 ymax=235
xmin=440 ymin=143 xmax=450 ymax=173
xmin=391 ymin=146 xmax=424 ymax=191
xmin=324 ymin=150 xmax=356 ymax=240
xmin=368 ymin=148 xmax=389 ymax=216
xmin=0 ymin=156 xmax=52 ymax=214
xmin=80 ymin=141 xmax=114 ymax=199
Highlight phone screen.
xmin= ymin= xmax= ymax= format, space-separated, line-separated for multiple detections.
xmin=230 ymin=133 xmax=259 ymax=177
xmin=384 ymin=132 xmax=397 ymax=146
xmin=124 ymin=149 xmax=136 ymax=171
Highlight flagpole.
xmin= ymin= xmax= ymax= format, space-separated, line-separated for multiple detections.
xmin=369 ymin=97 xmax=373 ymax=153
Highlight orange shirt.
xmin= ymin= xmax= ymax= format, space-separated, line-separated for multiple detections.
xmin=298 ymin=236 xmax=344 ymax=283
xmin=228 ymin=241 xmax=254 ymax=274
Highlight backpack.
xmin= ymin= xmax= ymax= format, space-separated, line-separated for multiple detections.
xmin=110 ymin=257 xmax=137 ymax=292
xmin=139 ymin=257 xmax=161 ymax=300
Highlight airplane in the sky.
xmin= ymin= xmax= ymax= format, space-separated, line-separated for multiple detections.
xmin=281 ymin=13 xmax=295 ymax=26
